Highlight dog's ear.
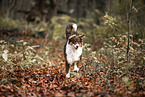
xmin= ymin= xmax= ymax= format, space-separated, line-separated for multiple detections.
xmin=68 ymin=34 xmax=76 ymax=40
xmin=79 ymin=34 xmax=85 ymax=39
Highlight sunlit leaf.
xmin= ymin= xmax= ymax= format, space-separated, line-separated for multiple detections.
xmin=2 ymin=50 xmax=8 ymax=61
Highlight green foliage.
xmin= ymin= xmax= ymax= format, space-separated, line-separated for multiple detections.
xmin=104 ymin=12 xmax=117 ymax=28
xmin=82 ymin=34 xmax=144 ymax=95
xmin=0 ymin=15 xmax=77 ymax=41
xmin=0 ymin=15 xmax=26 ymax=29
xmin=48 ymin=15 xmax=77 ymax=40
xmin=0 ymin=40 xmax=49 ymax=70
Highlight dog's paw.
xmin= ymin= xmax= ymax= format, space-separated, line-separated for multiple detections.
xmin=66 ymin=73 xmax=70 ymax=78
xmin=74 ymin=65 xmax=79 ymax=72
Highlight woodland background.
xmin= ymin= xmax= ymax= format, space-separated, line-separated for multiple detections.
xmin=0 ymin=0 xmax=144 ymax=96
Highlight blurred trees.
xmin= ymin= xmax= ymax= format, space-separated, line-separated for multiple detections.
xmin=0 ymin=0 xmax=32 ymax=19
xmin=0 ymin=0 xmax=105 ymax=21
xmin=0 ymin=0 xmax=144 ymax=40
xmin=106 ymin=0 xmax=145 ymax=39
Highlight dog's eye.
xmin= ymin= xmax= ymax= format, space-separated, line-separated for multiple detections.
xmin=72 ymin=41 xmax=76 ymax=43
xmin=69 ymin=42 xmax=73 ymax=45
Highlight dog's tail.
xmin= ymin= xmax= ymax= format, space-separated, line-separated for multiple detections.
xmin=65 ymin=23 xmax=77 ymax=40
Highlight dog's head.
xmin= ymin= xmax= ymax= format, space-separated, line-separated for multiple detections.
xmin=68 ymin=34 xmax=84 ymax=49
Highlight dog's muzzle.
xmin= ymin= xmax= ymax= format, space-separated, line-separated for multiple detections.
xmin=74 ymin=44 xmax=79 ymax=49
xmin=75 ymin=46 xmax=79 ymax=49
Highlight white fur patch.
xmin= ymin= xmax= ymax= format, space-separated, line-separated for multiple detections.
xmin=74 ymin=64 xmax=79 ymax=72
xmin=66 ymin=42 xmax=82 ymax=65
xmin=66 ymin=73 xmax=70 ymax=78
xmin=72 ymin=23 xmax=77 ymax=32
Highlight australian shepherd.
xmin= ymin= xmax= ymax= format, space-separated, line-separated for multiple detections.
xmin=64 ymin=23 xmax=84 ymax=78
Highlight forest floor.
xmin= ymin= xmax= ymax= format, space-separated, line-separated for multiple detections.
xmin=0 ymin=29 xmax=144 ymax=97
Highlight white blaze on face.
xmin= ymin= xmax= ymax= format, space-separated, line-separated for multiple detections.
xmin=72 ymin=23 xmax=77 ymax=32
xmin=73 ymin=43 xmax=79 ymax=49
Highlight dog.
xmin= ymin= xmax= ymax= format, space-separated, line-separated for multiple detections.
xmin=64 ymin=34 xmax=84 ymax=78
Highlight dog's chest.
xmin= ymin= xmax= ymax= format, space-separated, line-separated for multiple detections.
xmin=66 ymin=44 xmax=82 ymax=65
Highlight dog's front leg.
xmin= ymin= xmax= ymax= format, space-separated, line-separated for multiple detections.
xmin=74 ymin=62 xmax=79 ymax=72
xmin=66 ymin=62 xmax=71 ymax=78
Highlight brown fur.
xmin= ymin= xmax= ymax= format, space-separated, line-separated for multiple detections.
xmin=65 ymin=22 xmax=76 ymax=40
